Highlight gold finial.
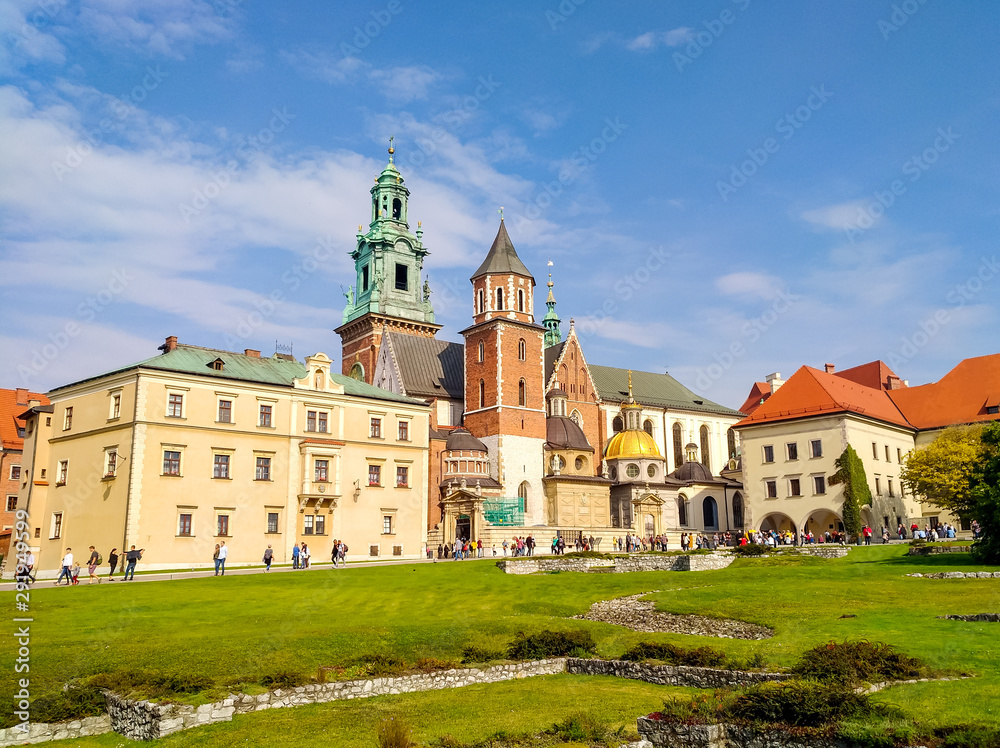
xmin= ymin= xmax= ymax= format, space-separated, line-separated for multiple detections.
xmin=388 ymin=134 xmax=395 ymax=158
xmin=417 ymin=221 xmax=422 ymax=227
xmin=547 ymin=259 xmax=554 ymax=288
xmin=358 ymin=224 xmax=362 ymax=232
xmin=627 ymin=370 xmax=634 ymax=399
xmin=498 ymin=206 xmax=504 ymax=221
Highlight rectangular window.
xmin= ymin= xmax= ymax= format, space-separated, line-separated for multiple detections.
xmin=10 ymin=465 xmax=21 ymax=481
xmin=762 ymin=445 xmax=774 ymax=463
xmin=168 ymin=393 xmax=183 ymax=418
xmin=178 ymin=513 xmax=192 ymax=536
xmin=218 ymin=400 xmax=232 ymax=423
xmin=213 ymin=454 xmax=230 ymax=479
xmin=57 ymin=460 xmax=68 ymax=485
xmin=814 ymin=476 xmax=826 ymax=494
xmin=315 ymin=514 xmax=325 ymax=535
xmin=370 ymin=417 xmax=382 ymax=438
xmin=52 ymin=512 xmax=63 ymax=539
xmin=303 ymin=515 xmax=314 ymax=535
xmin=368 ymin=464 xmax=382 ymax=486
xmin=875 ymin=477 xmax=881 ymax=495
xmin=259 ymin=404 xmax=272 ymax=427
xmin=267 ymin=512 xmax=279 ymax=533
xmin=6 ymin=495 xmax=17 ymax=511
xmin=872 ymin=442 xmax=878 ymax=459
xmin=362 ymin=264 xmax=369 ymax=292
xmin=314 ymin=459 xmax=329 ymax=482
xmin=885 ymin=445 xmax=891 ymax=462
xmin=383 ymin=515 xmax=393 ymax=534
xmin=897 ymin=447 xmax=903 ymax=463
xmin=111 ymin=394 xmax=121 ymax=419
xmin=163 ymin=450 xmax=181 ymax=476
xmin=217 ymin=514 xmax=229 ymax=536
xmin=318 ymin=412 xmax=328 ymax=433
xmin=789 ymin=478 xmax=801 ymax=496
xmin=398 ymin=421 xmax=409 ymax=441
xmin=786 ymin=442 xmax=798 ymax=460
xmin=306 ymin=410 xmax=317 ymax=431
xmin=63 ymin=407 xmax=73 ymax=430
xmin=810 ymin=439 xmax=822 ymax=458
xmin=765 ymin=480 xmax=777 ymax=498
xmin=396 ymin=466 xmax=409 ymax=487
xmin=255 ymin=457 xmax=271 ymax=481
xmin=394 ymin=262 xmax=408 ymax=291
xmin=888 ymin=478 xmax=895 ymax=498
xmin=105 ymin=450 xmax=118 ymax=477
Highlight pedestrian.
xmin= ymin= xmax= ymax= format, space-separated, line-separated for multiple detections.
xmin=301 ymin=542 xmax=310 ymax=568
xmin=17 ymin=549 xmax=36 ymax=585
xmin=108 ymin=548 xmax=119 ymax=580
xmin=292 ymin=543 xmax=301 ymax=569
xmin=213 ymin=544 xmax=222 ymax=575
xmin=87 ymin=546 xmax=101 ymax=584
xmin=218 ymin=541 xmax=228 ymax=575
xmin=123 ymin=545 xmax=143 ymax=580
xmin=263 ymin=545 xmax=273 ymax=572
xmin=71 ymin=560 xmax=81 ymax=585
xmin=56 ymin=548 xmax=74 ymax=585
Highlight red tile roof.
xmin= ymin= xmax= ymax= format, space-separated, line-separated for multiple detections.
xmin=738 ymin=382 xmax=772 ymax=416
xmin=834 ymin=361 xmax=902 ymax=390
xmin=1 ymin=388 xmax=49 ymax=451
xmin=888 ymin=353 xmax=1000 ymax=430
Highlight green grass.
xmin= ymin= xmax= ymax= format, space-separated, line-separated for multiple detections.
xmin=5 ymin=546 xmax=1000 ymax=742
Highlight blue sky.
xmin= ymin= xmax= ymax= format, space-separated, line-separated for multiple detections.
xmin=2 ymin=0 xmax=998 ymax=408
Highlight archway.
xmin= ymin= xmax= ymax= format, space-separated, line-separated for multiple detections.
xmin=758 ymin=512 xmax=796 ymax=534
xmin=455 ymin=514 xmax=471 ymax=542
xmin=702 ymin=496 xmax=718 ymax=530
xmin=732 ymin=492 xmax=745 ymax=529
xmin=803 ymin=510 xmax=843 ymax=539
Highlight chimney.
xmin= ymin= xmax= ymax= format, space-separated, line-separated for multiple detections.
xmin=765 ymin=372 xmax=784 ymax=392
xmin=159 ymin=335 xmax=178 ymax=354
xmin=244 ymin=349 xmax=261 ymax=358
xmin=824 ymin=363 xmax=835 ymax=374
xmin=886 ymin=375 xmax=903 ymax=390
xmin=28 ymin=398 xmax=41 ymax=407
xmin=15 ymin=388 xmax=28 ymax=405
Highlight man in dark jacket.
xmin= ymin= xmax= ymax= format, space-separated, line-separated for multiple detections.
xmin=123 ymin=546 xmax=143 ymax=580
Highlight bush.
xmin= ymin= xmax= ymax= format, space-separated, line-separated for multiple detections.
xmin=550 ymin=712 xmax=626 ymax=743
xmin=28 ymin=686 xmax=107 ymax=724
xmin=933 ymin=724 xmax=1000 ymax=748
xmin=259 ymin=671 xmax=309 ymax=689
xmin=377 ymin=715 xmax=415 ymax=748
xmin=354 ymin=653 xmax=407 ymax=677
xmin=460 ymin=645 xmax=506 ymax=664
xmin=619 ymin=642 xmax=728 ymax=668
xmin=727 ymin=681 xmax=899 ymax=727
xmin=730 ymin=543 xmax=771 ymax=557
xmin=790 ymin=640 xmax=926 ymax=686
xmin=507 ymin=630 xmax=596 ymax=660
xmin=87 ymin=670 xmax=213 ymax=698
xmin=414 ymin=657 xmax=458 ymax=672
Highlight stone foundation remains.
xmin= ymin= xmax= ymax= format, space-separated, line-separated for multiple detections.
xmin=497 ymin=552 xmax=734 ymax=575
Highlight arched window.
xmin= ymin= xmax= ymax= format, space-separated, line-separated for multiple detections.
xmin=517 ymin=288 xmax=525 ymax=312
xmin=727 ymin=428 xmax=737 ymax=459
xmin=575 ymin=456 xmax=587 ymax=471
xmin=392 ymin=198 xmax=401 ymax=219
xmin=643 ymin=419 xmax=653 ymax=436
xmin=570 ymin=409 xmax=581 ymax=426
xmin=612 ymin=416 xmax=624 ymax=433
xmin=677 ymin=496 xmax=687 ymax=526
xmin=517 ymin=481 xmax=530 ymax=512
xmin=703 ymin=496 xmax=718 ymax=529
xmin=732 ymin=493 xmax=744 ymax=528
xmin=700 ymin=425 xmax=711 ymax=472
xmin=479 ymin=379 xmax=485 ymax=409
xmin=478 ymin=341 xmax=484 ymax=362
xmin=518 ymin=338 xmax=526 ymax=360
xmin=672 ymin=423 xmax=684 ymax=467
xmin=477 ymin=288 xmax=484 ymax=314
xmin=518 ymin=379 xmax=526 ymax=406
xmin=647 ymin=464 xmax=656 ymax=479
xmin=350 ymin=362 xmax=364 ymax=381
xmin=580 ymin=368 xmax=587 ymax=397
xmin=496 ymin=288 xmax=504 ymax=310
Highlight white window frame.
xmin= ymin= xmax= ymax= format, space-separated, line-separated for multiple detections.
xmin=213 ymin=450 xmax=234 ymax=480
xmin=176 ymin=507 xmax=196 ymax=537
xmin=166 ymin=388 xmax=188 ymax=419
xmin=809 ymin=439 xmax=822 ymax=458
xmin=57 ymin=460 xmax=68 ymax=486
xmin=162 ymin=446 xmax=184 ymax=477
xmin=9 ymin=464 xmax=20 ymax=481
xmin=108 ymin=389 xmax=123 ymax=420
xmin=50 ymin=511 xmax=63 ymax=539
xmin=104 ymin=446 xmax=119 ymax=478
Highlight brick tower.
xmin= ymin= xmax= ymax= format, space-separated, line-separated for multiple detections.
xmin=335 ymin=142 xmax=441 ymax=382
xmin=461 ymin=219 xmax=546 ymax=524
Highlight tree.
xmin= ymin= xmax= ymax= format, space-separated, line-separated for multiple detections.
xmin=828 ymin=444 xmax=869 ymax=540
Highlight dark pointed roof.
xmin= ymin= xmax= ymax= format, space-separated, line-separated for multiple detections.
xmin=471 ymin=220 xmax=533 ymax=280
xmin=386 ymin=332 xmax=465 ymax=400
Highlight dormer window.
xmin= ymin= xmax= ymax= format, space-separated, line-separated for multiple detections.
xmin=208 ymin=358 xmax=224 ymax=371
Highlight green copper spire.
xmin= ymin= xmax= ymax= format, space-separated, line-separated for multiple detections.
xmin=342 ymin=140 xmax=435 ymax=326
xmin=543 ymin=260 xmax=561 ymax=348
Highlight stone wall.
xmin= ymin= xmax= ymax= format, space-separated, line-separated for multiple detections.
xmin=937 ymin=613 xmax=1000 ymax=622
xmin=908 ymin=545 xmax=971 ymax=556
xmin=0 ymin=716 xmax=110 ymax=747
xmin=567 ymin=658 xmax=791 ymax=689
xmin=496 ymin=552 xmax=733 ymax=575
xmin=906 ymin=571 xmax=999 ymax=579
xmin=637 ymin=718 xmax=858 ymax=748
xmin=796 ymin=546 xmax=850 ymax=559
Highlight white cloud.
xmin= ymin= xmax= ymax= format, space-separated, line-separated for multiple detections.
xmin=279 ymin=48 xmax=368 ymax=84
xmin=369 ymin=65 xmax=441 ymax=103
xmin=625 ymin=27 xmax=694 ymax=52
xmin=800 ymin=200 xmax=874 ymax=232
xmin=715 ymin=272 xmax=784 ymax=300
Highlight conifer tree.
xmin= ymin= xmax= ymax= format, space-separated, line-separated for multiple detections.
xmin=829 ymin=444 xmax=869 ymax=540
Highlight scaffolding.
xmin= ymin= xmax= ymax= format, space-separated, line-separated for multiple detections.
xmin=483 ymin=496 xmax=525 ymax=526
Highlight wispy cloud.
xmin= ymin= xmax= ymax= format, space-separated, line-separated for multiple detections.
xmin=800 ymin=200 xmax=872 ymax=231
xmin=625 ymin=28 xmax=694 ymax=51
xmin=369 ymin=65 xmax=441 ymax=103
xmin=715 ymin=272 xmax=784 ymax=300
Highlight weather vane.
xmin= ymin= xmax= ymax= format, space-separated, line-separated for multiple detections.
xmin=498 ymin=206 xmax=504 ymax=220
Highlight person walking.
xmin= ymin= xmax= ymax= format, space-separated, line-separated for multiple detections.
xmin=56 ymin=548 xmax=74 ymax=585
xmin=18 ymin=550 xmax=36 ymax=585
xmin=263 ymin=545 xmax=273 ymax=572
xmin=87 ymin=546 xmax=101 ymax=584
xmin=107 ymin=548 xmax=119 ymax=580
xmin=331 ymin=541 xmax=340 ymax=568
xmin=217 ymin=541 xmax=228 ymax=575
xmin=213 ymin=544 xmax=222 ymax=575
xmin=123 ymin=545 xmax=143 ymax=580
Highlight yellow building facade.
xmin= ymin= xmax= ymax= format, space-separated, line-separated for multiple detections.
xmin=16 ymin=339 xmax=431 ymax=576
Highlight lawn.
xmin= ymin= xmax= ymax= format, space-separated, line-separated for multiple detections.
xmin=4 ymin=545 xmax=999 ymax=744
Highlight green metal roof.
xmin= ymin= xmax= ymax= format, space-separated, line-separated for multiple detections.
xmin=588 ymin=365 xmax=742 ymax=417
xmin=51 ymin=345 xmax=426 ymax=406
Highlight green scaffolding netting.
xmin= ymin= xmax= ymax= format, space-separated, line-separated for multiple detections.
xmin=483 ymin=497 xmax=525 ymax=526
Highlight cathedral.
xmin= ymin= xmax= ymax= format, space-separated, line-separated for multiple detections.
xmin=336 ymin=146 xmax=746 ymax=549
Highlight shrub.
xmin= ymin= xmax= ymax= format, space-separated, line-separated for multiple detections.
xmin=727 ymin=681 xmax=898 ymax=727
xmin=619 ymin=642 xmax=727 ymax=668
xmin=414 ymin=657 xmax=457 ymax=672
xmin=29 ymin=686 xmax=107 ymax=724
xmin=507 ymin=630 xmax=596 ymax=660
xmin=259 ymin=671 xmax=309 ymax=689
xmin=933 ymin=724 xmax=1000 ymax=748
xmin=790 ymin=640 xmax=926 ymax=686
xmin=354 ymin=653 xmax=407 ymax=677
xmin=377 ymin=715 xmax=415 ymax=748
xmin=87 ymin=670 xmax=213 ymax=698
xmin=550 ymin=711 xmax=625 ymax=743
xmin=730 ymin=543 xmax=771 ymax=557
xmin=460 ymin=645 xmax=506 ymax=664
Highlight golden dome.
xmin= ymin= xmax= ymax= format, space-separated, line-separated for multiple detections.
xmin=604 ymin=429 xmax=661 ymax=460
